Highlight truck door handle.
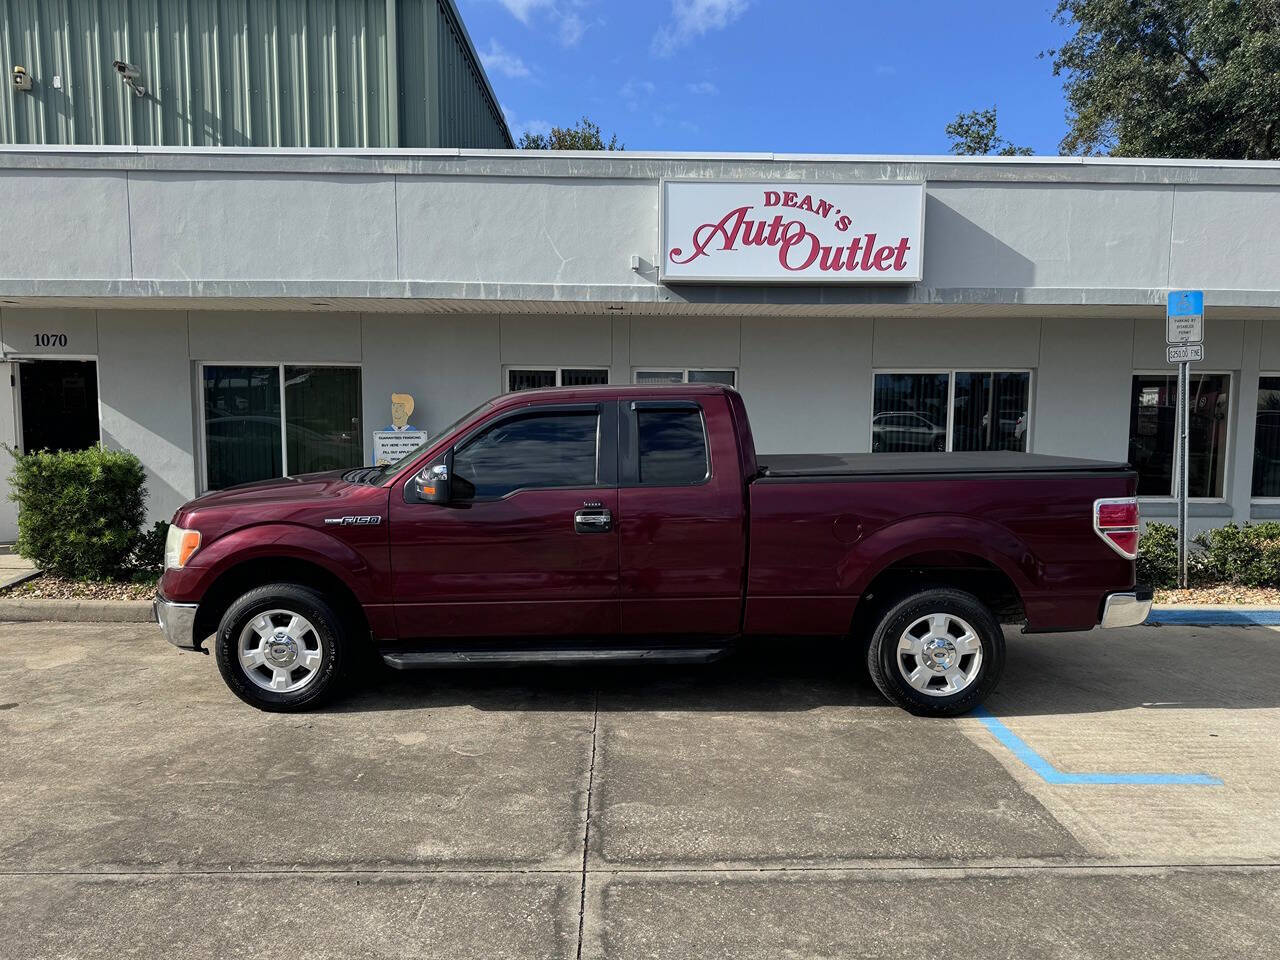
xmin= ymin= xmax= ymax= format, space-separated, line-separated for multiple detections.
xmin=574 ymin=508 xmax=613 ymax=533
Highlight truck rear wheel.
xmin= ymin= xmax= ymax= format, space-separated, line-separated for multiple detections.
xmin=214 ymin=583 xmax=347 ymax=712
xmin=866 ymin=587 xmax=1004 ymax=717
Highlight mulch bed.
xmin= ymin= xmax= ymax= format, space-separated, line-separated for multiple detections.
xmin=1154 ymin=585 xmax=1280 ymax=606
xmin=2 ymin=573 xmax=159 ymax=602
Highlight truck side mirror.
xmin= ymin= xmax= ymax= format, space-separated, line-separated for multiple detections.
xmin=414 ymin=462 xmax=452 ymax=504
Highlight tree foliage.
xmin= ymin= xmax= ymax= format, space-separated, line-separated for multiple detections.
xmin=945 ymin=106 xmax=1034 ymax=156
xmin=1050 ymin=0 xmax=1280 ymax=158
xmin=518 ymin=116 xmax=624 ymax=151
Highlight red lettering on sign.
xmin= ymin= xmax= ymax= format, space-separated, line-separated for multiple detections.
xmin=668 ymin=198 xmax=914 ymax=277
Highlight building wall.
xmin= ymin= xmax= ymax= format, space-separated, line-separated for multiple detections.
xmin=2 ymin=153 xmax=1277 ymax=309
xmin=1 ymin=150 xmax=1279 ymax=543
xmin=0 ymin=0 xmax=510 ymax=148
xmin=1 ymin=306 xmax=1276 ymax=544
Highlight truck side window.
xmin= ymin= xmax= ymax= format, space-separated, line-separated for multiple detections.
xmin=454 ymin=412 xmax=599 ymax=499
xmin=637 ymin=409 xmax=708 ymax=485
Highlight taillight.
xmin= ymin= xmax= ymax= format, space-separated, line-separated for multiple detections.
xmin=1094 ymin=497 xmax=1139 ymax=559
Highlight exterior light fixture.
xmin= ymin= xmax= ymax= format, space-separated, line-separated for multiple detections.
xmin=112 ymin=60 xmax=145 ymax=97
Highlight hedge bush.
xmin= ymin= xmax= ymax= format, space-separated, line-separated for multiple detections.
xmin=8 ymin=446 xmax=147 ymax=579
xmin=1136 ymin=521 xmax=1179 ymax=589
xmin=1137 ymin=520 xmax=1280 ymax=589
xmin=1192 ymin=522 xmax=1280 ymax=587
xmin=133 ymin=520 xmax=171 ymax=572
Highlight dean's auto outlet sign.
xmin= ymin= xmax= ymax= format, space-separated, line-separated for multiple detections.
xmin=660 ymin=180 xmax=925 ymax=283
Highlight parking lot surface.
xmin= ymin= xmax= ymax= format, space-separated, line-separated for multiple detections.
xmin=1 ymin=621 xmax=1278 ymax=959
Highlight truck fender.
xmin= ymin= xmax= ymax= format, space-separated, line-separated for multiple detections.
xmin=187 ymin=523 xmax=381 ymax=601
xmin=842 ymin=513 xmax=1043 ymax=599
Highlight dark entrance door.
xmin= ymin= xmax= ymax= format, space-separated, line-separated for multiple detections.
xmin=19 ymin=360 xmax=100 ymax=453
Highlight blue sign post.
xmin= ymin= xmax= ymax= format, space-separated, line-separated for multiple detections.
xmin=1167 ymin=290 xmax=1205 ymax=588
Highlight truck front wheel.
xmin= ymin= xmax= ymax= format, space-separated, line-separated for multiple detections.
xmin=866 ymin=587 xmax=1005 ymax=717
xmin=214 ymin=583 xmax=347 ymax=712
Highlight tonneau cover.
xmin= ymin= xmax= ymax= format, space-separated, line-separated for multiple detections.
xmin=758 ymin=451 xmax=1132 ymax=478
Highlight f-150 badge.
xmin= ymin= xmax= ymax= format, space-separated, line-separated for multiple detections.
xmin=324 ymin=516 xmax=382 ymax=526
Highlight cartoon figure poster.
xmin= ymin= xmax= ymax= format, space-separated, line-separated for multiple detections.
xmin=373 ymin=393 xmax=427 ymax=465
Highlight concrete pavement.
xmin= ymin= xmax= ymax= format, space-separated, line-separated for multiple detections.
xmin=1 ymin=621 xmax=1277 ymax=958
xmin=0 ymin=552 xmax=37 ymax=590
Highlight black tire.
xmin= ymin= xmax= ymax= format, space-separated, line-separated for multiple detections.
xmin=215 ymin=583 xmax=348 ymax=712
xmin=865 ymin=587 xmax=1004 ymax=717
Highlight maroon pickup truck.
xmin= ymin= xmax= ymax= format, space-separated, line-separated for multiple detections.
xmin=155 ymin=384 xmax=1149 ymax=716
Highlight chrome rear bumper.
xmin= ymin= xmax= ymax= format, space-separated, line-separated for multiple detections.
xmin=154 ymin=595 xmax=200 ymax=650
xmin=1100 ymin=587 xmax=1153 ymax=628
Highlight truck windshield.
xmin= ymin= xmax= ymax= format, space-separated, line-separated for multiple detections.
xmin=343 ymin=401 xmax=495 ymax=485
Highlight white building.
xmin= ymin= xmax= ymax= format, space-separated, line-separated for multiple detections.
xmin=0 ymin=147 xmax=1277 ymax=539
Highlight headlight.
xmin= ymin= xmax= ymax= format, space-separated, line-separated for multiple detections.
xmin=164 ymin=524 xmax=202 ymax=569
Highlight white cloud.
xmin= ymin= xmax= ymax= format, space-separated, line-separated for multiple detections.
xmin=493 ymin=0 xmax=590 ymax=47
xmin=518 ymin=119 xmax=552 ymax=140
xmin=479 ymin=39 xmax=531 ymax=79
xmin=502 ymin=104 xmax=551 ymax=143
xmin=652 ymin=0 xmax=749 ymax=57
xmin=620 ymin=78 xmax=656 ymax=111
xmin=685 ymin=80 xmax=718 ymax=96
xmin=495 ymin=0 xmax=553 ymax=24
xmin=559 ymin=12 xmax=586 ymax=46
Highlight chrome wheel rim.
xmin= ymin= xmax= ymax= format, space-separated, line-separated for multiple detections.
xmin=237 ymin=609 xmax=325 ymax=694
xmin=896 ymin=613 xmax=983 ymax=697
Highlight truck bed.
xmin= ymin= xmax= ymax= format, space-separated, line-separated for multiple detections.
xmin=757 ymin=451 xmax=1132 ymax=479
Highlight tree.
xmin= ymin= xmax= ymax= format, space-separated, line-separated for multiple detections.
xmin=1049 ymin=0 xmax=1280 ymax=159
xmin=945 ymin=106 xmax=1034 ymax=156
xmin=518 ymin=116 xmax=624 ymax=150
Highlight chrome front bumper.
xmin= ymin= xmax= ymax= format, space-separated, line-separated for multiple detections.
xmin=154 ymin=595 xmax=200 ymax=650
xmin=1100 ymin=587 xmax=1153 ymax=628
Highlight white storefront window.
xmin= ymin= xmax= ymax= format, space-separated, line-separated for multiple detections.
xmin=505 ymin=367 xmax=610 ymax=392
xmin=200 ymin=363 xmax=363 ymax=490
xmin=871 ymin=370 xmax=1032 ymax=453
xmin=633 ymin=368 xmax=736 ymax=387
xmin=1128 ymin=372 xmax=1231 ymax=499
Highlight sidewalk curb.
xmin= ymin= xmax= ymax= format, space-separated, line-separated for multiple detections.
xmin=0 ymin=599 xmax=155 ymax=623
xmin=1148 ymin=606 xmax=1280 ymax=626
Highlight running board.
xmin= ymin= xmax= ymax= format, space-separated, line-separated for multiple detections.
xmin=381 ymin=645 xmax=731 ymax=669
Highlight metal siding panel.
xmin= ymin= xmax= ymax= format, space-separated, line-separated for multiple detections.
xmin=432 ymin=0 xmax=507 ymax=149
xmin=0 ymin=0 xmax=495 ymax=146
xmin=395 ymin=0 xmax=426 ymax=147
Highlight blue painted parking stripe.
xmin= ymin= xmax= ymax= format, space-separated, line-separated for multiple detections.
xmin=972 ymin=707 xmax=1223 ymax=786
xmin=1147 ymin=608 xmax=1280 ymax=626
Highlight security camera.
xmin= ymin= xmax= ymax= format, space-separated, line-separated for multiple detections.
xmin=112 ymin=60 xmax=145 ymax=96
xmin=11 ymin=66 xmax=31 ymax=91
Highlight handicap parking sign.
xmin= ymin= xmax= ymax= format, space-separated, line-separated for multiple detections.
xmin=1166 ymin=290 xmax=1204 ymax=345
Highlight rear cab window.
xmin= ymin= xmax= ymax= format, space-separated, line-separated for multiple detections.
xmin=636 ymin=406 xmax=709 ymax=485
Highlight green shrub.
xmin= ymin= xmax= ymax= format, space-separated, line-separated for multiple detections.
xmin=1192 ymin=522 xmax=1280 ymax=587
xmin=1136 ymin=521 xmax=1179 ymax=589
xmin=8 ymin=446 xmax=147 ymax=579
xmin=133 ymin=520 xmax=170 ymax=572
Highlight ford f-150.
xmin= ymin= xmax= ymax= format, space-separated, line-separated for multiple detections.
xmin=155 ymin=384 xmax=1150 ymax=715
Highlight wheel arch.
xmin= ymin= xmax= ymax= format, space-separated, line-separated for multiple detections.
xmin=193 ymin=555 xmax=370 ymax=651
xmin=848 ymin=517 xmax=1035 ymax=636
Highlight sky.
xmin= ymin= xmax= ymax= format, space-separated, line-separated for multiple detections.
xmin=458 ymin=0 xmax=1077 ymax=155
